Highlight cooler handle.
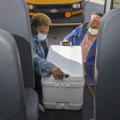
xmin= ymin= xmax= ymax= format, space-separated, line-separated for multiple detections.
xmin=64 ymin=74 xmax=70 ymax=78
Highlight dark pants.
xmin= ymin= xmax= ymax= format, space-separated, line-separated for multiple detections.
xmin=35 ymin=73 xmax=43 ymax=103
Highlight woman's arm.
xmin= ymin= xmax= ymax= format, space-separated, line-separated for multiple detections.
xmin=33 ymin=52 xmax=54 ymax=74
xmin=32 ymin=42 xmax=54 ymax=75
xmin=63 ymin=25 xmax=83 ymax=42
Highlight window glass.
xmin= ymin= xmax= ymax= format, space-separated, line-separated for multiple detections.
xmin=112 ymin=0 xmax=120 ymax=8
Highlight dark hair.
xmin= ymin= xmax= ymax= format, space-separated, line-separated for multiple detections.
xmin=92 ymin=12 xmax=104 ymax=17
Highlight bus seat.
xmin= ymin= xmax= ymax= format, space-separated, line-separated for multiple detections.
xmin=95 ymin=9 xmax=120 ymax=120
xmin=0 ymin=30 xmax=27 ymax=120
xmin=0 ymin=0 xmax=31 ymax=42
xmin=0 ymin=29 xmax=38 ymax=120
xmin=0 ymin=0 xmax=34 ymax=88
xmin=25 ymin=88 xmax=39 ymax=120
xmin=12 ymin=35 xmax=39 ymax=120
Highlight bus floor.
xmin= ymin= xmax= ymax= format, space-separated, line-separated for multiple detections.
xmin=39 ymin=89 xmax=93 ymax=120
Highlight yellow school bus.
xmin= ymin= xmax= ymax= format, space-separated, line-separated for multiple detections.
xmin=27 ymin=0 xmax=85 ymax=26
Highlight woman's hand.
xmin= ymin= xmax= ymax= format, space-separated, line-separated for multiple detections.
xmin=62 ymin=40 xmax=71 ymax=46
xmin=51 ymin=66 xmax=65 ymax=80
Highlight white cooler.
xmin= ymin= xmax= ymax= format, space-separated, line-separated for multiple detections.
xmin=42 ymin=45 xmax=85 ymax=110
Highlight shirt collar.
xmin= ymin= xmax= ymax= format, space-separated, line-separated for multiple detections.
xmin=32 ymin=35 xmax=38 ymax=41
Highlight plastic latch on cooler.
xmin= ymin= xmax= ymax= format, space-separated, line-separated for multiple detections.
xmin=54 ymin=82 xmax=70 ymax=87
xmin=54 ymin=74 xmax=71 ymax=87
xmin=56 ymin=102 xmax=69 ymax=109
xmin=55 ymin=83 xmax=59 ymax=87
xmin=54 ymin=83 xmax=61 ymax=87
xmin=65 ymin=83 xmax=70 ymax=87
xmin=56 ymin=103 xmax=65 ymax=109
xmin=54 ymin=83 xmax=64 ymax=87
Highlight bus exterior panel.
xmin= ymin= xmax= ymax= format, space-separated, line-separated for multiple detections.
xmin=27 ymin=0 xmax=85 ymax=26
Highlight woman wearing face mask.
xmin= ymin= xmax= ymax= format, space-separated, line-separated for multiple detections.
xmin=31 ymin=13 xmax=65 ymax=97
xmin=63 ymin=13 xmax=103 ymax=85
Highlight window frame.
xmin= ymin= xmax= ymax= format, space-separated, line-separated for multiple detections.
xmin=104 ymin=0 xmax=112 ymax=13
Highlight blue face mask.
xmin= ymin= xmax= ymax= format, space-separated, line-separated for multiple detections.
xmin=37 ymin=32 xmax=47 ymax=42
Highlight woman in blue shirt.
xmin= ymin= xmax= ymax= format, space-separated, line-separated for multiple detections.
xmin=63 ymin=13 xmax=103 ymax=85
xmin=31 ymin=13 xmax=64 ymax=80
xmin=31 ymin=13 xmax=65 ymax=101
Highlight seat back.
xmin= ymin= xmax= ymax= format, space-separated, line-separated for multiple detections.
xmin=0 ymin=0 xmax=34 ymax=88
xmin=95 ymin=9 xmax=120 ymax=120
xmin=0 ymin=0 xmax=31 ymax=41
xmin=0 ymin=29 xmax=27 ymax=120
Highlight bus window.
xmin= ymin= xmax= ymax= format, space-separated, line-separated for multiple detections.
xmin=112 ymin=0 xmax=120 ymax=8
xmin=104 ymin=0 xmax=120 ymax=13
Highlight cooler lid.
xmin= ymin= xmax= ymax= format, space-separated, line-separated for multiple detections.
xmin=47 ymin=45 xmax=84 ymax=78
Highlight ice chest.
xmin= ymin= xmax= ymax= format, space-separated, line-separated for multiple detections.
xmin=42 ymin=45 xmax=85 ymax=110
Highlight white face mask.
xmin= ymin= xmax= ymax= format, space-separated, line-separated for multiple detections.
xmin=37 ymin=32 xmax=47 ymax=42
xmin=88 ymin=27 xmax=98 ymax=35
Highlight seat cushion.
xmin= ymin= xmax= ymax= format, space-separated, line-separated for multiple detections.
xmin=25 ymin=88 xmax=39 ymax=120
